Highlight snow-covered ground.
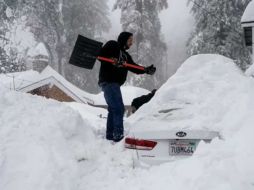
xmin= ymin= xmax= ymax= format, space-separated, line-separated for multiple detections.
xmin=1 ymin=54 xmax=254 ymax=190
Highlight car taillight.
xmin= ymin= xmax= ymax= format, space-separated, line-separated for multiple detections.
xmin=125 ymin=137 xmax=157 ymax=150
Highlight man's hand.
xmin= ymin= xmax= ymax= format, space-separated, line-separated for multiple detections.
xmin=145 ymin=64 xmax=156 ymax=75
xmin=111 ymin=57 xmax=124 ymax=67
xmin=111 ymin=58 xmax=118 ymax=65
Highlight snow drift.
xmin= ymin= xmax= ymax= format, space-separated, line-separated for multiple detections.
xmin=0 ymin=89 xmax=96 ymax=190
xmin=0 ymin=54 xmax=254 ymax=190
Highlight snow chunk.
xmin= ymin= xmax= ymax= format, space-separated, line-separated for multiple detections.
xmin=5 ymin=7 xmax=13 ymax=18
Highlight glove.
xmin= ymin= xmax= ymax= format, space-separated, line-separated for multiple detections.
xmin=151 ymin=89 xmax=157 ymax=94
xmin=145 ymin=64 xmax=156 ymax=75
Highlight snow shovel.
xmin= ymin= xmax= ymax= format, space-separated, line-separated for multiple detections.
xmin=69 ymin=35 xmax=145 ymax=71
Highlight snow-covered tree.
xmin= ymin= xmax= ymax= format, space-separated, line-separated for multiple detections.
xmin=63 ymin=0 xmax=111 ymax=93
xmin=114 ymin=0 xmax=168 ymax=90
xmin=0 ymin=1 xmax=28 ymax=73
xmin=20 ymin=0 xmax=66 ymax=74
xmin=187 ymin=0 xmax=252 ymax=70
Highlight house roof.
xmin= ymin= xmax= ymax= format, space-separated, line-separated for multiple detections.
xmin=18 ymin=76 xmax=87 ymax=103
xmin=9 ymin=66 xmax=150 ymax=105
xmin=0 ymin=70 xmax=41 ymax=91
xmin=27 ymin=43 xmax=49 ymax=57
xmin=17 ymin=66 xmax=94 ymax=104
xmin=241 ymin=0 xmax=254 ymax=25
xmin=39 ymin=66 xmax=94 ymax=104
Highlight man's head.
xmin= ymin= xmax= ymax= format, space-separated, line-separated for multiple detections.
xmin=117 ymin=32 xmax=133 ymax=50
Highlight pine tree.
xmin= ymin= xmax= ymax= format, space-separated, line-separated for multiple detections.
xmin=187 ymin=0 xmax=252 ymax=70
xmin=114 ymin=0 xmax=168 ymax=90
xmin=62 ymin=0 xmax=110 ymax=93
xmin=0 ymin=0 xmax=27 ymax=73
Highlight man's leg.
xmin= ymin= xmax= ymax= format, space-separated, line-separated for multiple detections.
xmin=110 ymin=84 xmax=125 ymax=142
xmin=102 ymin=83 xmax=124 ymax=142
xmin=105 ymin=110 xmax=114 ymax=140
xmin=102 ymin=84 xmax=114 ymax=140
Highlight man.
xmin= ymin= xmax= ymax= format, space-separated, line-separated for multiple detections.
xmin=98 ymin=31 xmax=156 ymax=142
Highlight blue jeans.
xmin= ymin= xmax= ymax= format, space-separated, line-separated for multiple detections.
xmin=100 ymin=82 xmax=125 ymax=141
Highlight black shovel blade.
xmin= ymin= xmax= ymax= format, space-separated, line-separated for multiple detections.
xmin=69 ymin=35 xmax=103 ymax=69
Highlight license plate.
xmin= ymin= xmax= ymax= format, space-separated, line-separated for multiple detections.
xmin=169 ymin=139 xmax=197 ymax=156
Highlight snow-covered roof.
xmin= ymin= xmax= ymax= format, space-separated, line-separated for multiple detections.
xmin=39 ymin=66 xmax=94 ymax=104
xmin=0 ymin=66 xmax=94 ymax=104
xmin=0 ymin=70 xmax=41 ymax=91
xmin=241 ymin=0 xmax=254 ymax=25
xmin=5 ymin=66 xmax=150 ymax=105
xmin=27 ymin=43 xmax=49 ymax=57
xmin=18 ymin=76 xmax=87 ymax=103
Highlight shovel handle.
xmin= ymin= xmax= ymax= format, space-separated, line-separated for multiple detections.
xmin=97 ymin=56 xmax=145 ymax=71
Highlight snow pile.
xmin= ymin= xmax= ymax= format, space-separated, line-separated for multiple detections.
xmin=0 ymin=90 xmax=97 ymax=190
xmin=122 ymin=54 xmax=254 ymax=189
xmin=246 ymin=64 xmax=254 ymax=77
xmin=1 ymin=54 xmax=254 ymax=190
xmin=127 ymin=54 xmax=253 ymax=136
xmin=66 ymin=102 xmax=108 ymax=136
xmin=0 ymin=89 xmax=133 ymax=190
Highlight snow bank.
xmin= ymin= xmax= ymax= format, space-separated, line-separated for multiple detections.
xmin=246 ymin=63 xmax=254 ymax=77
xmin=0 ymin=90 xmax=96 ymax=190
xmin=66 ymin=102 xmax=108 ymax=136
xmin=120 ymin=54 xmax=254 ymax=190
xmin=1 ymin=54 xmax=254 ymax=190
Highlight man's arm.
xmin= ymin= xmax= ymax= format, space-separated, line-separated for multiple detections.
xmin=124 ymin=52 xmax=156 ymax=75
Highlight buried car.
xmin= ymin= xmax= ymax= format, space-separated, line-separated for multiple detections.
xmin=124 ymin=108 xmax=220 ymax=166
xmin=123 ymin=54 xmax=239 ymax=165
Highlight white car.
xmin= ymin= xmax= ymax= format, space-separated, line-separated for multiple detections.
xmin=123 ymin=54 xmax=239 ymax=166
xmin=124 ymin=108 xmax=220 ymax=166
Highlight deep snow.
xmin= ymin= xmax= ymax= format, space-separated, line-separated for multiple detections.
xmin=0 ymin=54 xmax=254 ymax=190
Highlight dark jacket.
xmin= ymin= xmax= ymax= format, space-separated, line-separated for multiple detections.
xmin=98 ymin=32 xmax=145 ymax=86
